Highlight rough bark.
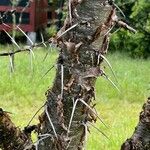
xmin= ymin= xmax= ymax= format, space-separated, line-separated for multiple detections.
xmin=0 ymin=108 xmax=34 ymax=150
xmin=121 ymin=97 xmax=150 ymax=150
xmin=38 ymin=0 xmax=115 ymax=150
xmin=0 ymin=0 xmax=118 ymax=150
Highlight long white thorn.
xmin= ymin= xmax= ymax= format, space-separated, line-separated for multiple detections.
xmin=67 ymin=99 xmax=79 ymax=136
xmin=16 ymin=25 xmax=34 ymax=46
xmin=2 ymin=23 xmax=11 ymax=28
xmin=45 ymin=105 xmax=58 ymax=139
xmin=29 ymin=48 xmax=35 ymax=59
xmin=103 ymin=24 xmax=115 ymax=36
xmin=79 ymin=99 xmax=108 ymax=128
xmin=61 ymin=64 xmax=64 ymax=99
xmin=112 ymin=27 xmax=121 ymax=35
xmin=100 ymin=54 xmax=118 ymax=83
xmin=40 ymin=32 xmax=47 ymax=47
xmin=42 ymin=52 xmax=49 ymax=62
xmin=66 ymin=138 xmax=72 ymax=150
xmin=82 ymin=122 xmax=88 ymax=150
xmin=27 ymin=104 xmax=45 ymax=127
xmin=29 ymin=51 xmax=33 ymax=71
xmin=102 ymin=73 xmax=120 ymax=92
xmin=91 ymin=53 xmax=94 ymax=66
xmin=69 ymin=0 xmax=72 ymax=23
xmin=3 ymin=29 xmax=20 ymax=49
xmin=41 ymin=65 xmax=55 ymax=79
xmin=34 ymin=134 xmax=51 ymax=150
xmin=97 ymin=53 xmax=101 ymax=65
xmin=114 ymin=3 xmax=126 ymax=18
xmin=67 ymin=98 xmax=108 ymax=137
xmin=38 ymin=133 xmax=52 ymax=137
xmin=9 ymin=55 xmax=14 ymax=73
xmin=25 ymin=134 xmax=51 ymax=150
xmin=42 ymin=42 xmax=55 ymax=62
xmin=57 ymin=23 xmax=78 ymax=39
xmin=88 ymin=121 xmax=109 ymax=139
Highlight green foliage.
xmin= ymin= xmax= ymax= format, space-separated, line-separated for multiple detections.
xmin=110 ymin=0 xmax=150 ymax=58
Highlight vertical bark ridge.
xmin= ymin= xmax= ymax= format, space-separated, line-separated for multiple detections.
xmin=38 ymin=0 xmax=115 ymax=150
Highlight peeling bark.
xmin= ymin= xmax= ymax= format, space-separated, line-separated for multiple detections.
xmin=38 ymin=0 xmax=115 ymax=150
xmin=121 ymin=97 xmax=150 ymax=150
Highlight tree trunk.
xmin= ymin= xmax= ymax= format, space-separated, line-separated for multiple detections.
xmin=38 ymin=0 xmax=115 ymax=150
xmin=0 ymin=108 xmax=34 ymax=150
xmin=0 ymin=0 xmax=117 ymax=150
xmin=121 ymin=97 xmax=150 ymax=150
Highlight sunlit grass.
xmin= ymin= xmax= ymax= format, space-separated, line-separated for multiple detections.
xmin=0 ymin=47 xmax=149 ymax=149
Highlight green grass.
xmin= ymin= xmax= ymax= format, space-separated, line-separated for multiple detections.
xmin=0 ymin=47 xmax=149 ymax=149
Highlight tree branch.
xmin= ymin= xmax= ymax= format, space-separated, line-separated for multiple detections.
xmin=121 ymin=97 xmax=150 ymax=150
xmin=0 ymin=108 xmax=35 ymax=150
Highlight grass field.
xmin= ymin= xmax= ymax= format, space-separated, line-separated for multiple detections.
xmin=0 ymin=46 xmax=149 ymax=150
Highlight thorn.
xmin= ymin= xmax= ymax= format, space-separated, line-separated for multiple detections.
xmin=34 ymin=134 xmax=51 ymax=150
xmin=40 ymin=32 xmax=47 ymax=47
xmin=67 ymin=98 xmax=108 ymax=135
xmin=29 ymin=51 xmax=33 ymax=71
xmin=29 ymin=48 xmax=35 ymax=59
xmin=9 ymin=54 xmax=14 ymax=73
xmin=103 ymin=24 xmax=115 ymax=37
xmin=75 ymin=42 xmax=83 ymax=51
xmin=88 ymin=121 xmax=109 ymax=139
xmin=114 ymin=3 xmax=126 ymax=18
xmin=26 ymin=104 xmax=45 ymax=127
xmin=2 ymin=23 xmax=11 ymax=28
xmin=45 ymin=105 xmax=58 ymax=139
xmin=67 ymin=99 xmax=79 ymax=136
xmin=100 ymin=54 xmax=118 ymax=83
xmin=42 ymin=52 xmax=49 ymax=62
xmin=81 ymin=122 xmax=88 ymax=150
xmin=61 ymin=64 xmax=64 ymax=99
xmin=41 ymin=65 xmax=55 ymax=79
xmin=102 ymin=72 xmax=120 ymax=92
xmin=42 ymin=43 xmax=54 ymax=62
xmin=117 ymin=21 xmax=137 ymax=33
xmin=69 ymin=0 xmax=72 ymax=23
xmin=16 ymin=25 xmax=34 ymax=46
xmin=3 ymin=29 xmax=21 ymax=49
xmin=111 ymin=27 xmax=121 ymax=35
xmin=79 ymin=99 xmax=108 ymax=128
xmin=57 ymin=23 xmax=79 ymax=39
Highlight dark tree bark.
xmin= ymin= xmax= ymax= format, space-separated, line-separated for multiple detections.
xmin=38 ymin=0 xmax=116 ymax=150
xmin=121 ymin=97 xmax=150 ymax=150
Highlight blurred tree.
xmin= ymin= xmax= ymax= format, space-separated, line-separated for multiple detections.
xmin=110 ymin=0 xmax=150 ymax=58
